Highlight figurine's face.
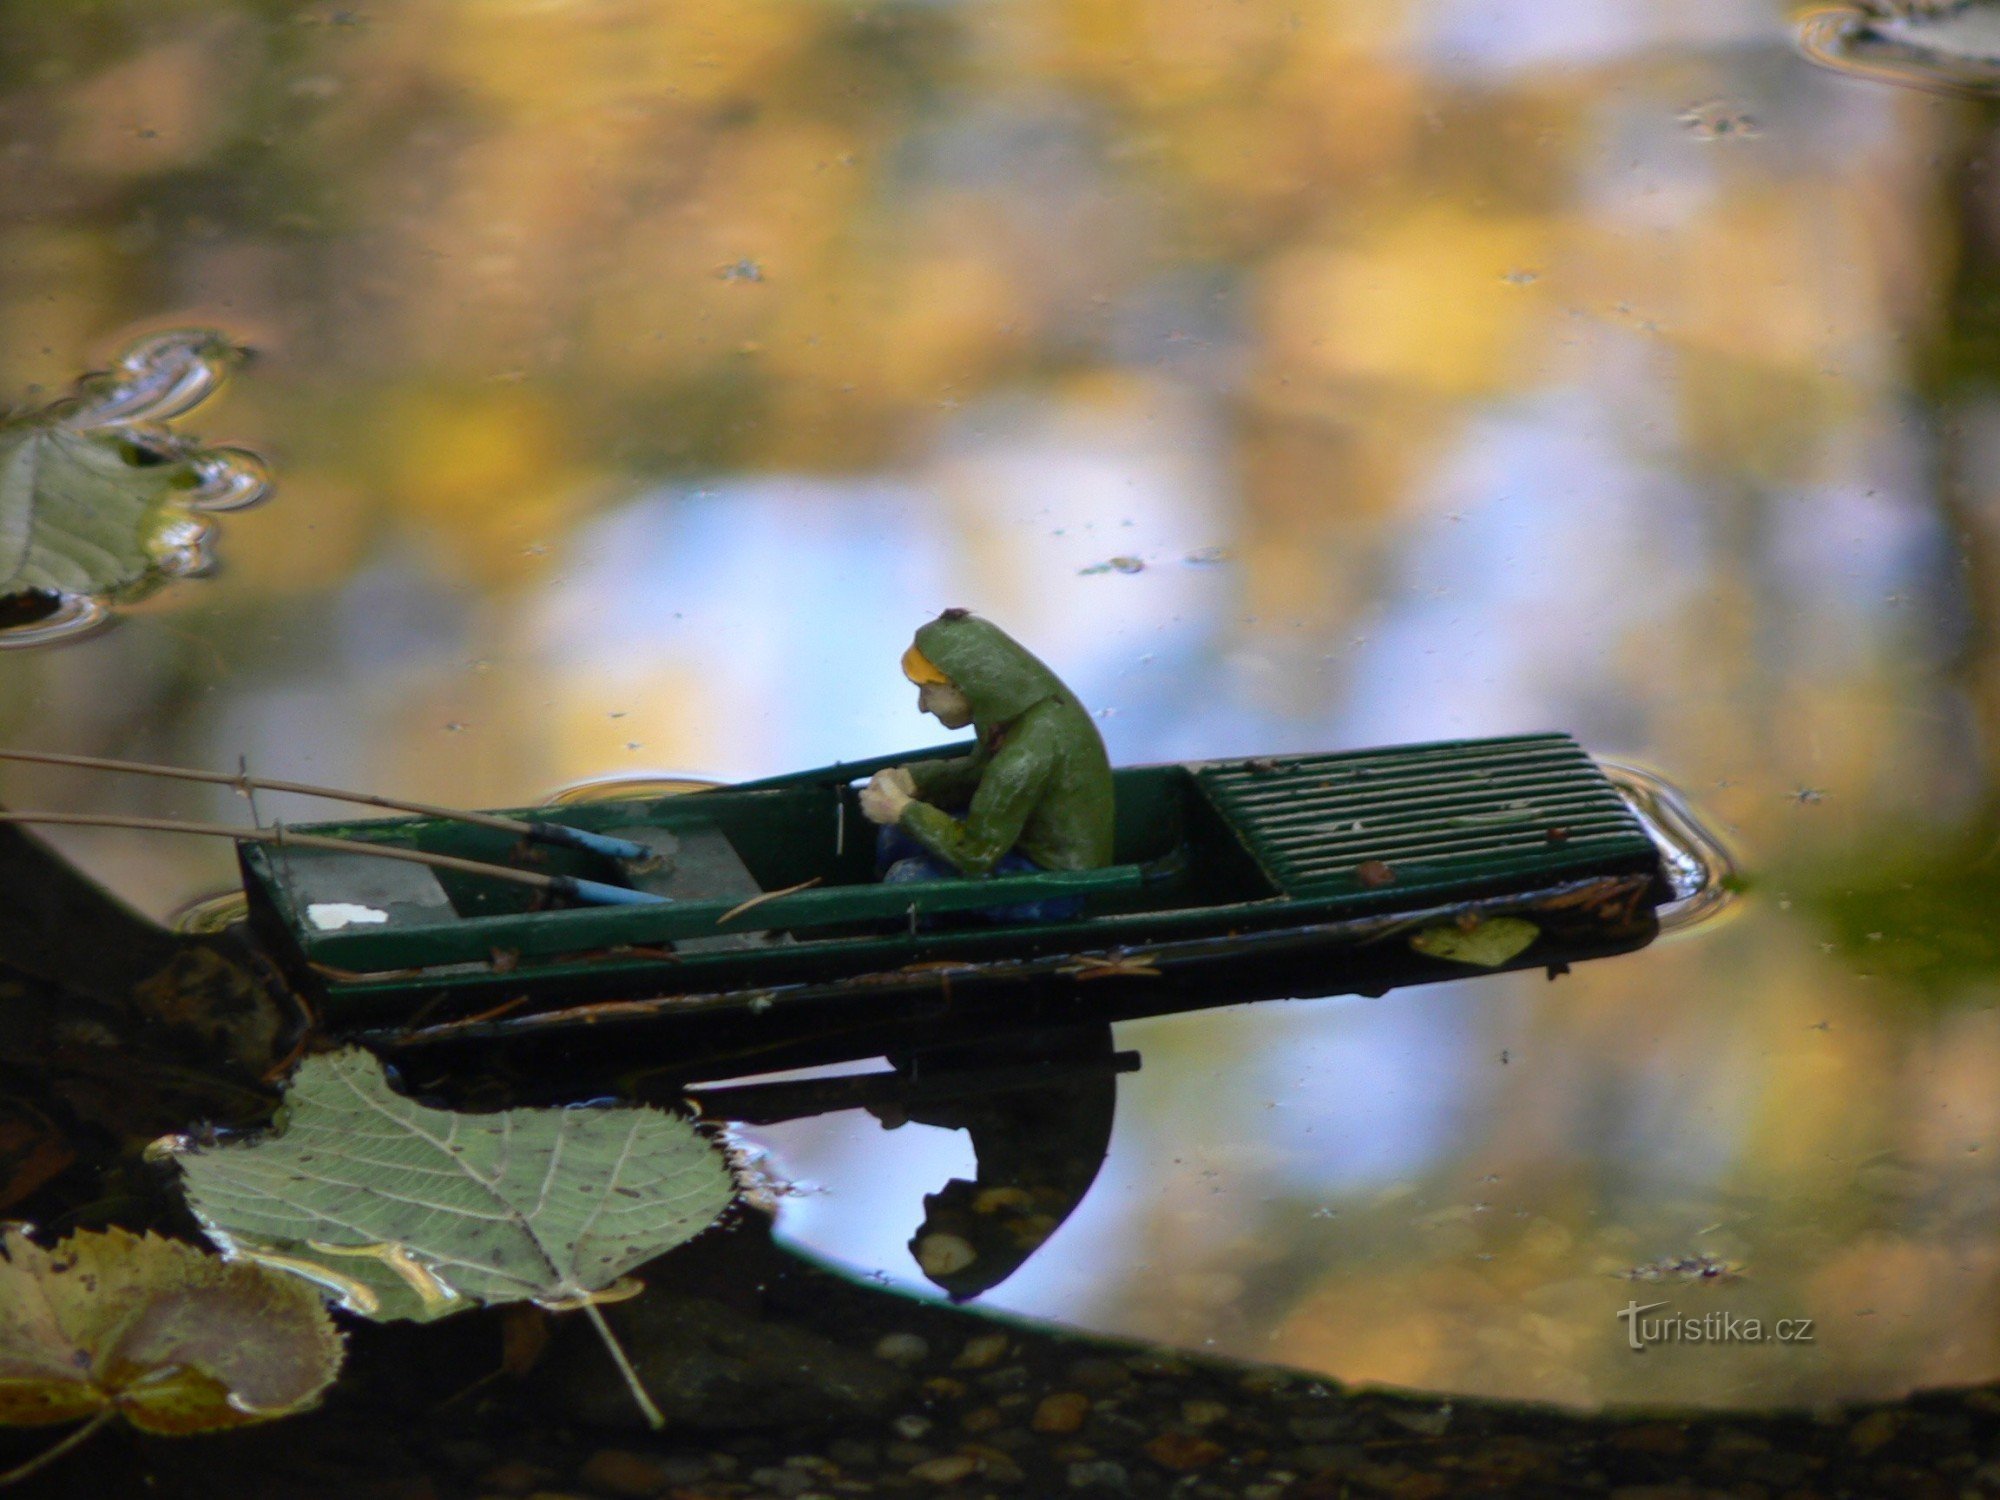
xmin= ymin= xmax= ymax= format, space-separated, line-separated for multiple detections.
xmin=918 ymin=681 xmax=973 ymax=729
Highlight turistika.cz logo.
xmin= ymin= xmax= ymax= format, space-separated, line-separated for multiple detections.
xmin=1616 ymin=1301 xmax=1814 ymax=1352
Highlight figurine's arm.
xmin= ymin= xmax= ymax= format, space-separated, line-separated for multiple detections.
xmin=897 ymin=720 xmax=1054 ymax=877
xmin=903 ymin=748 xmax=987 ymax=807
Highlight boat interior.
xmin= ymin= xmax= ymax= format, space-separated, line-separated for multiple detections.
xmin=278 ymin=763 xmax=1269 ymax=935
xmin=246 ymin=735 xmax=1664 ymax=984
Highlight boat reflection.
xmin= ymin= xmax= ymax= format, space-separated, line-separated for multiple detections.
xmin=382 ymin=1014 xmax=1132 ymax=1301
xmin=695 ymin=1023 xmax=1129 ymax=1301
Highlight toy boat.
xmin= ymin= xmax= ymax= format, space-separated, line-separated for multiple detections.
xmin=231 ymin=731 xmax=1706 ymax=1049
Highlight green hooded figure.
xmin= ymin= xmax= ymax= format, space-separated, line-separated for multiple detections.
xmin=857 ymin=610 xmax=1114 ymax=879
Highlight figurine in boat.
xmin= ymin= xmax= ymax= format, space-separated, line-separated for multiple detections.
xmin=858 ymin=609 xmax=1114 ymax=921
xmin=0 ymin=632 xmax=1716 ymax=1036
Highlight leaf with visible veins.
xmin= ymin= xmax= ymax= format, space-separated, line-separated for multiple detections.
xmin=0 ymin=330 xmax=265 ymax=634
xmin=0 ymin=418 xmax=203 ymax=604
xmin=169 ymin=1048 xmax=735 ymax=1322
xmin=0 ymin=1225 xmax=343 ymax=1435
xmin=165 ymin=1048 xmax=737 ymax=1427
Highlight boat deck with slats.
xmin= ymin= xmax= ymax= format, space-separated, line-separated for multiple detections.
xmin=1195 ymin=732 xmax=1660 ymax=907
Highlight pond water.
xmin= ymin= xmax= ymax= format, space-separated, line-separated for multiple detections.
xmin=6 ymin=0 xmax=2000 ymax=1423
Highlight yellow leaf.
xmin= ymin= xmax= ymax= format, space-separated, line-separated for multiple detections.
xmin=1409 ymin=916 xmax=1540 ymax=968
xmin=0 ymin=1226 xmax=343 ymax=1435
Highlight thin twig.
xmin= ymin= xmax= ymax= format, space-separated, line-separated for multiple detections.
xmin=0 ymin=1408 xmax=114 ymax=1489
xmin=0 ymin=746 xmax=549 ymax=840
xmin=715 ymin=876 xmax=823 ymax=925
xmin=453 ymin=995 xmax=529 ymax=1027
xmin=0 ymin=811 xmax=570 ymax=895
xmin=0 ymin=746 xmax=658 ymax=863
xmin=309 ymin=961 xmax=427 ymax=983
xmin=582 ymin=1301 xmax=664 ymax=1430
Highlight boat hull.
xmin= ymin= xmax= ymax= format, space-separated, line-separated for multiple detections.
xmin=239 ymin=734 xmax=1671 ymax=1039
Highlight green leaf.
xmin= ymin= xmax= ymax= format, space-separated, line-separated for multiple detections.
xmin=0 ymin=418 xmax=204 ymax=601
xmin=167 ymin=1049 xmax=736 ymax=1325
xmin=0 ymin=1225 xmax=343 ymax=1435
xmin=1408 ymin=916 xmax=1540 ymax=968
xmin=0 ymin=330 xmax=266 ymax=644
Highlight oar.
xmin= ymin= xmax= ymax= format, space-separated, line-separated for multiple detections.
xmin=0 ymin=748 xmax=652 ymax=863
xmin=0 ymin=812 xmax=667 ymax=908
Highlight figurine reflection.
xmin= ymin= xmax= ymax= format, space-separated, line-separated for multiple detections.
xmin=699 ymin=1022 xmax=1129 ymax=1300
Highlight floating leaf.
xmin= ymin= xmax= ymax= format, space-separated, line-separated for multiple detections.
xmin=170 ymin=1047 xmax=735 ymax=1321
xmin=0 ymin=1225 xmax=342 ymax=1435
xmin=0 ymin=330 xmax=267 ymax=647
xmin=0 ymin=420 xmax=202 ymax=597
xmin=1408 ymin=916 xmax=1540 ymax=968
xmin=167 ymin=1049 xmax=737 ymax=1426
xmin=1078 ymin=555 xmax=1145 ymax=576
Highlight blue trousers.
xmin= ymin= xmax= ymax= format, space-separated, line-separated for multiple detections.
xmin=876 ymin=826 xmax=1083 ymax=923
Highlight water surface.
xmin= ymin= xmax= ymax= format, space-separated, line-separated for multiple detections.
xmin=2 ymin=0 xmax=1997 ymax=1413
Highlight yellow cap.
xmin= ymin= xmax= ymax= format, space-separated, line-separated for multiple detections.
xmin=902 ymin=644 xmax=951 ymax=686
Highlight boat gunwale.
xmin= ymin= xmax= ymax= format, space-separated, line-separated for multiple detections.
xmin=363 ymin=868 xmax=1659 ymax=1049
xmin=314 ymin=848 xmax=1659 ymax=999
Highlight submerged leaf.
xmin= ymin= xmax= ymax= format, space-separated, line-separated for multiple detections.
xmin=169 ymin=1048 xmax=736 ymax=1324
xmin=1408 ymin=915 xmax=1540 ymax=968
xmin=0 ymin=1225 xmax=342 ymax=1434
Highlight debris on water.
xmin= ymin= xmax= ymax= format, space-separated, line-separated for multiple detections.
xmin=1678 ymin=98 xmax=1760 ymax=140
xmin=1790 ymin=786 xmax=1827 ymax=805
xmin=1499 ymin=268 xmax=1540 ymax=286
xmin=1182 ymin=546 xmax=1232 ymax=566
xmin=719 ymin=258 xmax=765 ymax=282
xmin=1620 ymin=1253 xmax=1743 ymax=1285
xmin=1079 ymin=555 xmax=1146 ymax=576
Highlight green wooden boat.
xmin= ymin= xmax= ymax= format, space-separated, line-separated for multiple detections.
xmin=238 ymin=731 xmax=1697 ymax=1048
